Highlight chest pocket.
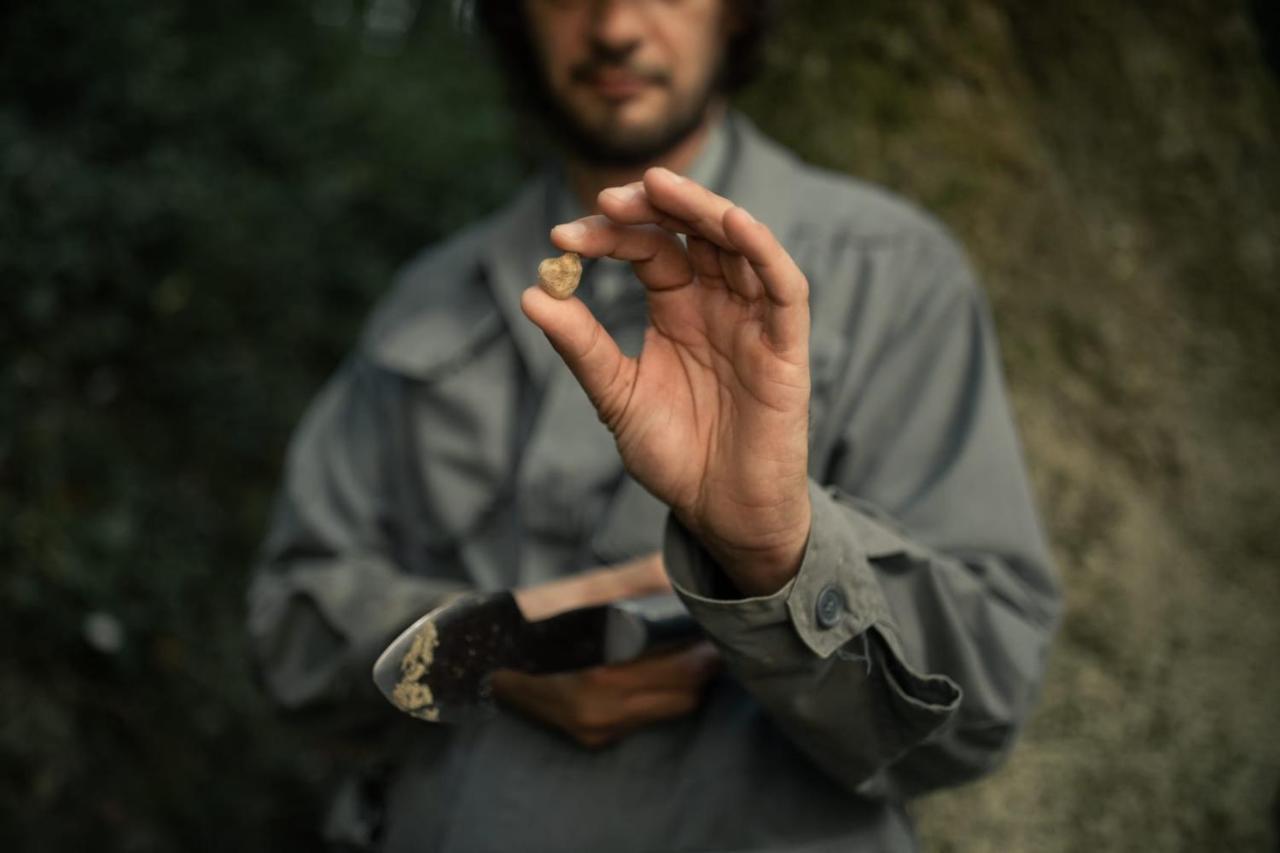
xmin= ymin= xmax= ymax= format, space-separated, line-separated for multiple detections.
xmin=806 ymin=328 xmax=850 ymax=474
xmin=589 ymin=475 xmax=669 ymax=567
xmin=516 ymin=312 xmax=649 ymax=569
xmin=400 ymin=313 xmax=520 ymax=549
xmin=799 ymin=238 xmax=869 ymax=475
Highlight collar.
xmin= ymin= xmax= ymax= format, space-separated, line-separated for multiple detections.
xmin=548 ymin=113 xmax=734 ymax=226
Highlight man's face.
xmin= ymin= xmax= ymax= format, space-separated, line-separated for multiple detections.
xmin=522 ymin=0 xmax=733 ymax=166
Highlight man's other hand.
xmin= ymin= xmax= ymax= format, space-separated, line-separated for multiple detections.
xmin=498 ymin=554 xmax=721 ymax=748
xmin=520 ymin=168 xmax=812 ymax=597
xmin=491 ymin=642 xmax=720 ymax=749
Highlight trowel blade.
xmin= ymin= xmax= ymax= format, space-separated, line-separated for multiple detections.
xmin=372 ymin=591 xmax=611 ymax=724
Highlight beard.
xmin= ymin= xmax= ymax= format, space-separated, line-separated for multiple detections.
xmin=533 ymin=52 xmax=726 ymax=168
xmin=544 ymin=89 xmax=717 ymax=168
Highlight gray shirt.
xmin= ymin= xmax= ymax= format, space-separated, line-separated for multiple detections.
xmin=247 ymin=113 xmax=1060 ymax=852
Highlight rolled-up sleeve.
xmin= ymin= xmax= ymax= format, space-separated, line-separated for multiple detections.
xmin=664 ymin=236 xmax=1060 ymax=800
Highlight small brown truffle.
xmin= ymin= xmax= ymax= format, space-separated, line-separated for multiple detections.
xmin=537 ymin=252 xmax=582 ymax=300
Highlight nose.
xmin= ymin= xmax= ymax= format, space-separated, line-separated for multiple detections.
xmin=589 ymin=0 xmax=647 ymax=57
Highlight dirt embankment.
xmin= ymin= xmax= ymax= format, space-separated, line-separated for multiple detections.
xmin=746 ymin=2 xmax=1280 ymax=849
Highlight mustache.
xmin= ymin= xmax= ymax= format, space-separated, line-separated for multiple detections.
xmin=569 ymin=55 xmax=671 ymax=87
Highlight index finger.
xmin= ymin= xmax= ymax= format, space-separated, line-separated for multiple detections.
xmin=550 ymin=215 xmax=693 ymax=294
xmin=598 ymin=168 xmax=735 ymax=248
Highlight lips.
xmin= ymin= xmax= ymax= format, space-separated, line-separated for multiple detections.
xmin=585 ymin=70 xmax=653 ymax=100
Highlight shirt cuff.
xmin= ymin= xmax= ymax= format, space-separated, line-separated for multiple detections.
xmin=663 ymin=479 xmax=905 ymax=659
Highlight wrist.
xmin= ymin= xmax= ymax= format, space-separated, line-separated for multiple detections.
xmin=680 ymin=494 xmax=812 ymax=598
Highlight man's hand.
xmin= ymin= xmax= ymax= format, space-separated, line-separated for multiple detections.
xmin=491 ymin=642 xmax=720 ymax=749
xmin=521 ymin=167 xmax=812 ymax=596
xmin=498 ymin=554 xmax=720 ymax=748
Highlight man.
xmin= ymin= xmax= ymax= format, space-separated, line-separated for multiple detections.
xmin=247 ymin=1 xmax=1060 ymax=850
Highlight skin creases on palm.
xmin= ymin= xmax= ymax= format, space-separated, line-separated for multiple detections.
xmin=520 ymin=169 xmax=814 ymax=594
xmin=610 ymin=274 xmax=812 ymax=587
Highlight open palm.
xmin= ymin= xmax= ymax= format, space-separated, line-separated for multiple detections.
xmin=521 ymin=168 xmax=813 ymax=596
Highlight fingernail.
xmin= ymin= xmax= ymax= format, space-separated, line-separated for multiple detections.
xmin=738 ymin=206 xmax=757 ymax=224
xmin=552 ymin=221 xmax=586 ymax=240
xmin=602 ymin=185 xmax=639 ymax=203
xmin=664 ymin=168 xmax=686 ymax=184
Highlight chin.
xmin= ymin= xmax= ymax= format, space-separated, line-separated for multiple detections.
xmin=596 ymin=111 xmax=672 ymax=146
xmin=560 ymin=101 xmax=709 ymax=168
xmin=574 ymin=93 xmax=665 ymax=132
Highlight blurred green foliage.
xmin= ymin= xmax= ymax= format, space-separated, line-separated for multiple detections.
xmin=3 ymin=0 xmax=1279 ymax=851
xmin=1 ymin=1 xmax=519 ymax=848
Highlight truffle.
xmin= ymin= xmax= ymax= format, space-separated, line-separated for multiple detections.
xmin=537 ymin=251 xmax=582 ymax=300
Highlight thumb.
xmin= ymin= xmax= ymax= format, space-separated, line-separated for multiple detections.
xmin=521 ymin=286 xmax=633 ymax=429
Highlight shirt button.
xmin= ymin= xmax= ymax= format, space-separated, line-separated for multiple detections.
xmin=815 ymin=585 xmax=845 ymax=629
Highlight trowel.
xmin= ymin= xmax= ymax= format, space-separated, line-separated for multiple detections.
xmin=372 ymin=592 xmax=699 ymax=723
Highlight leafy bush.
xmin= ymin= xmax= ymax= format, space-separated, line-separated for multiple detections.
xmin=1 ymin=2 xmax=518 ymax=848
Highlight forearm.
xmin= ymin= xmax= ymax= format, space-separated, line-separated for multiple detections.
xmin=664 ymin=480 xmax=1058 ymax=800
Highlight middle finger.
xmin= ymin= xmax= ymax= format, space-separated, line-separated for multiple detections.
xmin=641 ymin=167 xmax=738 ymax=249
xmin=550 ymin=215 xmax=693 ymax=294
xmin=598 ymin=168 xmax=737 ymax=250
